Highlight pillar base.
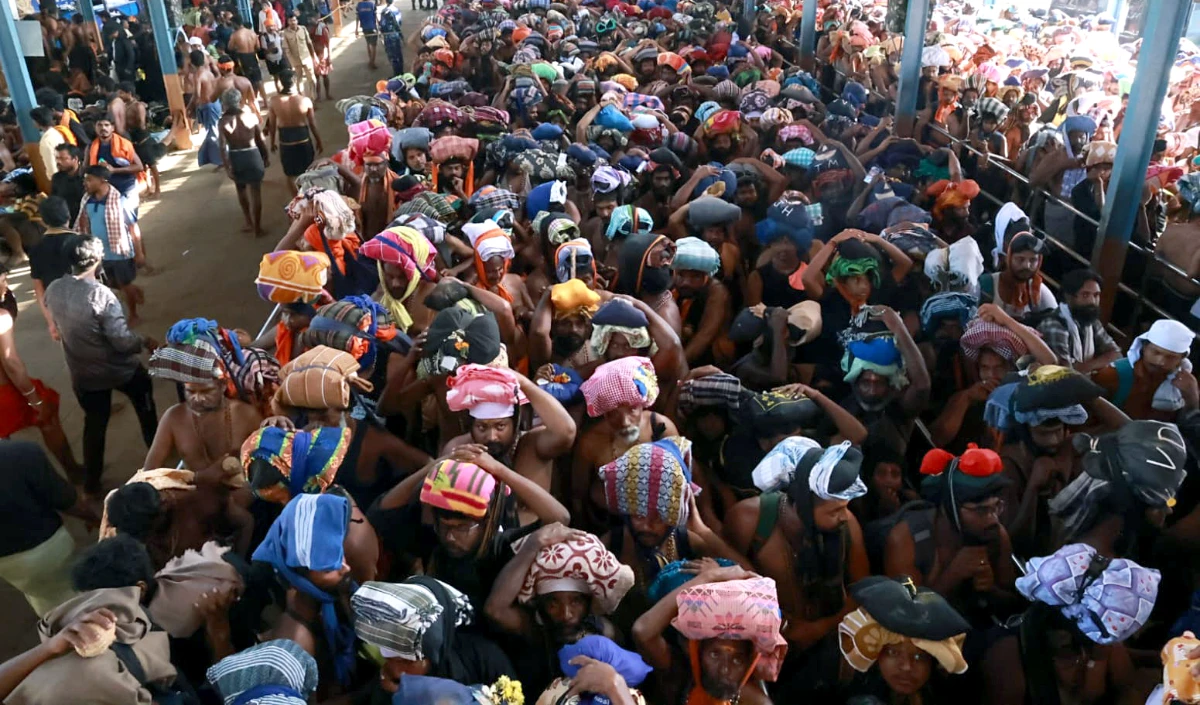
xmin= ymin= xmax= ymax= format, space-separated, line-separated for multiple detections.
xmin=163 ymin=74 xmax=193 ymax=151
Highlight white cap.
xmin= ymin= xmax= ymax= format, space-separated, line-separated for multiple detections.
xmin=468 ymin=402 xmax=515 ymax=420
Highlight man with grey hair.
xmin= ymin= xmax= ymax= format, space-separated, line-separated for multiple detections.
xmin=217 ymin=87 xmax=269 ymax=237
xmin=43 ymin=235 xmax=159 ymax=498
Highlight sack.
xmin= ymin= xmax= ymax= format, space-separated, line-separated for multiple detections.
xmin=276 ymin=345 xmax=372 ymax=411
xmin=255 ymin=250 xmax=332 ymax=304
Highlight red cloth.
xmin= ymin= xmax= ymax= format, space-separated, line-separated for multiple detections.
xmin=303 ymin=224 xmax=362 ymax=275
xmin=0 ymin=379 xmax=59 ymax=438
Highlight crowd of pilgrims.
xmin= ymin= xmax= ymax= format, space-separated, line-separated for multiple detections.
xmin=9 ymin=0 xmax=1200 ymax=703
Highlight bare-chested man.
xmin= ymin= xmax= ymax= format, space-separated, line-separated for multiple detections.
xmin=112 ymin=83 xmax=166 ymax=198
xmin=143 ymin=364 xmax=263 ymax=481
xmin=441 ymin=369 xmax=576 ymax=525
xmin=217 ymin=88 xmax=270 ymax=236
xmin=266 ymin=68 xmax=322 ymax=195
xmin=226 ymin=16 xmax=265 ymax=107
xmin=571 ymin=356 xmax=680 ymax=534
xmin=188 ymin=50 xmax=226 ymax=169
xmin=211 ymin=54 xmax=259 ymax=118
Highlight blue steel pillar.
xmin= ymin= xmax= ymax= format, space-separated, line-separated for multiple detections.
xmin=145 ymin=0 xmax=193 ymax=148
xmin=77 ymin=0 xmax=96 ymax=28
xmin=798 ymin=0 xmax=817 ymax=70
xmin=238 ymin=0 xmax=253 ymax=26
xmin=1093 ymin=0 xmax=1188 ymax=320
xmin=0 ymin=0 xmax=40 ymax=144
xmin=894 ymin=0 xmax=931 ymax=137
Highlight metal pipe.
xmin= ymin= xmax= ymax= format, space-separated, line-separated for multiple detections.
xmin=894 ymin=0 xmax=931 ymax=136
xmin=0 ymin=0 xmax=41 ymax=143
xmin=799 ymin=0 xmax=817 ymax=70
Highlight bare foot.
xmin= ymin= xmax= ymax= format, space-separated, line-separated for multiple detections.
xmin=254 ymin=227 xmax=267 ymax=238
xmin=241 ymin=222 xmax=254 ymax=233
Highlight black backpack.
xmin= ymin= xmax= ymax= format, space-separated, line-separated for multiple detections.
xmin=863 ymin=500 xmax=937 ymax=577
xmin=110 ymin=640 xmax=202 ymax=705
xmin=318 ymin=230 xmax=380 ymax=299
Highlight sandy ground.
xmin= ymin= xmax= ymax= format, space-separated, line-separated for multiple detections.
xmin=0 ymin=6 xmax=430 ymax=658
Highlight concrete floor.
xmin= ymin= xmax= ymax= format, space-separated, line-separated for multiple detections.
xmin=1 ymin=7 xmax=429 ymax=658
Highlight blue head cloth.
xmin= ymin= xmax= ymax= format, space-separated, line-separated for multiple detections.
xmin=647 ymin=559 xmax=735 ymax=603
xmin=589 ymin=143 xmax=612 ymax=161
xmin=595 ymin=105 xmax=634 ymax=132
xmin=307 ymin=295 xmax=390 ymax=373
xmin=692 ymin=165 xmax=737 ymax=200
xmin=592 ymin=298 xmax=648 ymax=328
xmin=567 ymin=143 xmax=598 ymax=166
xmin=526 ymin=180 xmax=564 ymax=219
xmin=391 ymin=676 xmax=475 ymax=705
xmin=695 ymin=101 xmax=721 ymax=123
xmin=538 ymin=364 xmax=583 ymax=404
xmin=842 ymin=81 xmax=868 ymax=108
xmin=166 ymin=317 xmax=245 ymax=366
xmin=727 ymin=43 xmax=749 ymax=60
xmin=847 ymin=337 xmax=901 ymax=366
xmin=559 ymin=636 xmax=653 ymax=704
xmin=252 ymin=494 xmax=356 ymax=685
xmin=1061 ymin=114 xmax=1097 ymax=136
xmin=706 ymin=65 xmax=730 ymax=80
xmin=532 ymin=122 xmax=564 ymax=140
xmin=617 ymin=155 xmax=645 ymax=173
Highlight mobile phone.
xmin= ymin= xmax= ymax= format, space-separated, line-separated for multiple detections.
xmin=864 ymin=165 xmax=882 ymax=183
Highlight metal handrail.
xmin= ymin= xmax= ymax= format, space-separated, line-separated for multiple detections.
xmin=810 ymin=58 xmax=1200 ymax=291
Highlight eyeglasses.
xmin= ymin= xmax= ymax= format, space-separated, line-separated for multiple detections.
xmin=960 ymin=499 xmax=1005 ymax=518
xmin=435 ymin=517 xmax=483 ymax=540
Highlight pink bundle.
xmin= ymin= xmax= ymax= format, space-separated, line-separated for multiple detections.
xmin=347 ymin=119 xmax=391 ymax=167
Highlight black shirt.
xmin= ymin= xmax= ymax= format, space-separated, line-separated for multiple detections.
xmin=0 ymin=441 xmax=77 ymax=556
xmin=50 ymin=170 xmax=85 ymax=226
xmin=28 ymin=229 xmax=77 ymax=287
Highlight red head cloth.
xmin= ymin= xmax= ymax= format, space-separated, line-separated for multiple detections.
xmin=926 ymin=179 xmax=981 ymax=224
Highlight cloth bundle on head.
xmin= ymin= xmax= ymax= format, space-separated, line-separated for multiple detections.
xmin=671 ymin=236 xmax=720 ymax=276
xmin=926 ymin=179 xmax=981 ymax=224
xmin=702 ymin=109 xmax=742 ymax=137
xmin=554 ymin=238 xmax=594 ymax=283
xmin=276 ymin=345 xmax=373 ymax=412
xmin=550 ymin=278 xmax=601 ymax=319
xmin=842 ymin=337 xmax=907 ymax=389
xmin=778 ymin=123 xmax=814 ymax=146
xmin=206 ymin=639 xmax=319 ymax=705
xmin=347 ymin=119 xmax=392 ymax=167
xmin=589 ymin=299 xmax=653 ymax=357
xmin=838 ymin=576 xmax=970 ymax=675
xmin=1126 ymin=319 xmax=1196 ymax=412
xmin=470 ymin=185 xmax=521 ymax=214
xmin=305 ymin=189 xmax=357 ymax=241
xmin=360 ymin=226 xmax=437 ymax=332
xmin=446 ymin=364 xmax=528 ymax=419
xmin=251 ymin=494 xmax=356 ymax=684
xmin=538 ymin=364 xmax=583 ymax=405
xmin=581 ymin=353 xmax=659 ymax=416
xmin=920 ymin=445 xmax=1009 ymax=529
xmin=605 ymin=205 xmax=654 ymax=241
xmin=751 ymin=435 xmax=821 ymax=493
xmin=302 ymin=297 xmax=398 ymax=375
xmin=1159 ymin=632 xmax=1200 ymax=705
xmin=1084 ymin=140 xmax=1117 ymax=168
xmin=545 ymin=636 xmax=652 ymax=705
xmin=687 ymin=196 xmax=742 ymax=230
xmin=239 ymin=426 xmax=352 ymax=504
xmin=1016 ymin=543 xmax=1160 ymax=644
xmin=925 ymin=237 xmax=985 ymax=295
xmin=525 ymin=180 xmax=570 ymax=218
xmin=351 ymin=578 xmax=476 ymax=673
xmin=677 ymin=372 xmax=744 ymax=416
xmin=419 ymin=308 xmax=503 ymax=378
xmin=148 ymin=338 xmax=225 ymax=385
xmin=430 ymin=135 xmax=479 ymax=193
xmin=740 ymin=387 xmax=823 ymax=438
xmin=420 ymin=459 xmax=506 ymax=518
xmin=256 ymin=250 xmax=332 ymax=304
xmin=517 ymin=532 xmax=634 ymax=614
xmin=800 ymin=441 xmax=868 ymax=501
xmin=599 ymin=436 xmax=695 ymax=526
xmin=671 ymin=577 xmax=788 ymax=681
xmin=920 ymin=292 xmax=979 ymax=337
xmin=959 ymin=317 xmax=1027 ymax=363
xmin=1049 ymin=421 xmax=1187 ymax=540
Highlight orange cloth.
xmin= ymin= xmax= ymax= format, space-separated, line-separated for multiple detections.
xmin=274 ymin=321 xmax=295 ymax=366
xmin=88 ymin=134 xmax=145 ymax=185
xmin=834 ymin=280 xmax=869 ymax=315
xmin=926 ymin=179 xmax=981 ymax=224
xmin=472 ymin=230 xmax=514 ymax=303
xmin=303 ymin=224 xmax=362 ymax=275
xmin=52 ymin=125 xmax=77 ymax=146
xmin=0 ymin=379 xmax=60 ymax=438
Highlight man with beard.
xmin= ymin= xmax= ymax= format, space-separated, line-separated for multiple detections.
xmin=979 ymin=231 xmax=1056 ymax=320
xmin=1029 ymin=115 xmax=1097 ymax=242
xmin=989 ymin=366 xmax=1128 ymax=558
xmin=347 ymin=151 xmax=398 ymax=241
xmin=572 ymin=356 xmax=683 ymax=535
xmin=633 ymin=563 xmax=782 ymax=705
xmin=441 ymin=364 xmax=577 ymax=520
xmin=1036 ymin=268 xmax=1120 ymax=372
xmin=530 ymin=278 xmax=601 ymax=373
xmin=835 ymin=307 xmax=929 ymax=458
xmin=254 ymin=493 xmax=359 ymax=688
xmin=485 ymin=526 xmax=634 ymax=695
xmin=143 ymin=336 xmax=263 ymax=478
xmin=463 ymin=218 xmax=534 ymax=321
xmin=1004 ymin=93 xmax=1040 ymax=159
xmin=367 ymin=446 xmax=570 ymax=610
xmin=1047 ymin=420 xmax=1186 ymax=561
xmin=884 ymin=446 xmax=1020 ymax=629
xmin=723 ymin=443 xmax=870 ymax=657
xmin=598 ymin=436 xmax=748 ymax=587
xmin=613 ymin=232 xmax=681 ymax=333
xmin=670 ymin=237 xmax=731 ymax=367
xmin=634 ymin=162 xmax=678 ymax=228
xmin=1093 ymin=319 xmax=1197 ymax=423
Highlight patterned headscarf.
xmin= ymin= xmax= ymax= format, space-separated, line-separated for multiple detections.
xmin=604 ymin=205 xmax=654 ymax=240
xmin=517 ymin=533 xmax=635 ymax=614
xmin=671 ymin=577 xmax=788 ymax=681
xmin=672 ymin=237 xmax=720 ymax=277
xmin=359 ymin=227 xmax=437 ymax=332
xmin=352 ymin=578 xmax=473 ymax=665
xmin=580 ymin=356 xmax=659 ymax=417
xmin=445 ymin=363 xmax=528 ymax=419
xmin=239 ymin=426 xmax=352 ymax=504
xmin=206 ymin=640 xmax=319 ymax=705
xmin=420 ymin=459 xmax=505 ymax=518
xmin=599 ymin=437 xmax=694 ymax=526
xmin=1016 ymin=543 xmax=1160 ymax=644
xmin=959 ymin=318 xmax=1027 ymax=363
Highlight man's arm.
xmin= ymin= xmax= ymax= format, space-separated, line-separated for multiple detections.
xmin=142 ymin=407 xmax=177 ymax=470
xmin=979 ymin=303 xmax=1055 ymax=365
xmin=879 ymin=306 xmax=929 ymax=416
xmin=31 ymin=279 xmax=57 ymax=340
xmin=682 ymin=282 xmax=729 ymax=364
xmin=97 ymin=293 xmax=147 ymax=354
xmin=484 ymin=523 xmax=587 ymax=637
xmin=527 ymin=289 xmax=553 ymax=373
xmin=632 ymin=563 xmax=755 ymax=669
xmin=863 ymin=231 xmax=913 ymax=282
xmin=460 ymin=445 xmax=570 ymax=525
xmin=305 ymin=104 xmax=323 ymax=153
xmin=517 ymin=375 xmax=576 ymax=460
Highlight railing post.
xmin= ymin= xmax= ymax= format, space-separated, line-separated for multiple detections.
xmin=894 ymin=0 xmax=931 ymax=138
xmin=0 ymin=0 xmax=40 ymax=144
xmin=146 ymin=0 xmax=194 ymax=149
xmin=798 ymin=0 xmax=817 ymax=71
xmin=331 ymin=0 xmax=342 ymax=34
xmin=1093 ymin=0 xmax=1187 ymax=322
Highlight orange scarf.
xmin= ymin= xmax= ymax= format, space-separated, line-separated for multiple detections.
xmin=997 ymin=267 xmax=1043 ymax=312
xmin=88 ymin=134 xmax=136 ymax=165
xmin=274 ymin=321 xmax=295 ymax=365
xmin=304 ymin=224 xmax=362 ymax=275
xmin=472 ymin=230 xmax=514 ymax=303
xmin=685 ymin=641 xmax=760 ymax=705
xmin=52 ymin=125 xmax=77 ymax=146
